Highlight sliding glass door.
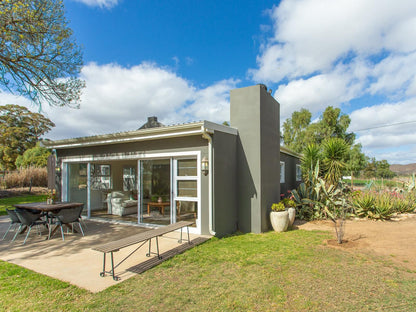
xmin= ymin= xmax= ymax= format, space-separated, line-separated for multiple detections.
xmin=140 ymin=159 xmax=171 ymax=225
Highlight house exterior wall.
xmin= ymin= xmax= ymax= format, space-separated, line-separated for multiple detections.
xmin=280 ymin=152 xmax=302 ymax=196
xmin=212 ymin=131 xmax=238 ymax=236
xmin=230 ymin=84 xmax=280 ymax=233
xmin=55 ymin=135 xmax=211 ymax=234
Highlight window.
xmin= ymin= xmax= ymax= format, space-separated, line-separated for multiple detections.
xmin=176 ymin=159 xmax=198 ymax=199
xmin=174 ymin=158 xmax=198 ymax=226
xmin=296 ymin=164 xmax=302 ymax=182
xmin=280 ymin=161 xmax=285 ymax=183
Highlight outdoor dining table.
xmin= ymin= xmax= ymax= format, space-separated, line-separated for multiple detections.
xmin=13 ymin=202 xmax=84 ymax=237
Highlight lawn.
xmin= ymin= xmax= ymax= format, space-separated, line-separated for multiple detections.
xmin=1 ymin=229 xmax=416 ymax=311
xmin=0 ymin=194 xmax=48 ymax=216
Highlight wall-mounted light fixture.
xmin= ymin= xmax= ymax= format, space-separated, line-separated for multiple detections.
xmin=55 ymin=166 xmax=61 ymax=175
xmin=201 ymin=157 xmax=209 ymax=176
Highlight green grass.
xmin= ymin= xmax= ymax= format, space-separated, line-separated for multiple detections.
xmin=1 ymin=229 xmax=416 ymax=311
xmin=344 ymin=179 xmax=400 ymax=189
xmin=0 ymin=195 xmax=47 ymax=215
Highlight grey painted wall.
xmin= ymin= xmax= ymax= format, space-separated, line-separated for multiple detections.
xmin=212 ymin=131 xmax=237 ymax=236
xmin=230 ymin=84 xmax=280 ymax=233
xmin=280 ymin=152 xmax=302 ymax=197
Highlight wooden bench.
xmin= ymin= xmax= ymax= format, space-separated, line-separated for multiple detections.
xmin=93 ymin=221 xmax=193 ymax=280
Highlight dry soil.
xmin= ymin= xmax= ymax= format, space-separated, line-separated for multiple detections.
xmin=295 ymin=214 xmax=416 ymax=271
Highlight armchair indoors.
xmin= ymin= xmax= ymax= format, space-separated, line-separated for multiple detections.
xmin=106 ymin=191 xmax=138 ymax=216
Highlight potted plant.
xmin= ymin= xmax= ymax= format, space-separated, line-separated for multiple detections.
xmin=281 ymin=198 xmax=296 ymax=227
xmin=270 ymin=202 xmax=289 ymax=232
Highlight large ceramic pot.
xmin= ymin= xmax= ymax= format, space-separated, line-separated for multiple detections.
xmin=270 ymin=211 xmax=289 ymax=232
xmin=287 ymin=207 xmax=296 ymax=227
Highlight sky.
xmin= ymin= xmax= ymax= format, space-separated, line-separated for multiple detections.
xmin=2 ymin=0 xmax=416 ymax=164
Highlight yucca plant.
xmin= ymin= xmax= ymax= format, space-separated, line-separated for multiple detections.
xmin=321 ymin=138 xmax=349 ymax=187
xmin=301 ymin=143 xmax=321 ymax=184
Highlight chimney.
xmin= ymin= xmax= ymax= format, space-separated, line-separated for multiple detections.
xmin=139 ymin=116 xmax=164 ymax=130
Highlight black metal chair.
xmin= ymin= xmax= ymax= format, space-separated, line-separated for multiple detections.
xmin=13 ymin=209 xmax=47 ymax=244
xmin=2 ymin=209 xmax=21 ymax=240
xmin=48 ymin=206 xmax=85 ymax=241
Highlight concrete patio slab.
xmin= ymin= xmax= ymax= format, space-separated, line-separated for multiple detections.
xmin=0 ymin=216 xmax=210 ymax=293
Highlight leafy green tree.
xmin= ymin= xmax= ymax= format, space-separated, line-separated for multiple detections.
xmin=345 ymin=143 xmax=367 ymax=183
xmin=318 ymin=106 xmax=355 ymax=144
xmin=363 ymin=157 xmax=377 ymax=178
xmin=0 ymin=104 xmax=54 ymax=170
xmin=283 ymin=106 xmax=355 ymax=152
xmin=363 ymin=158 xmax=395 ymax=179
xmin=0 ymin=0 xmax=84 ymax=107
xmin=375 ymin=159 xmax=395 ymax=179
xmin=15 ymin=142 xmax=50 ymax=168
xmin=282 ymin=108 xmax=311 ymax=153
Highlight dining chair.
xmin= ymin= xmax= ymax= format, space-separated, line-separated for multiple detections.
xmin=13 ymin=209 xmax=47 ymax=244
xmin=48 ymin=206 xmax=85 ymax=241
xmin=2 ymin=209 xmax=21 ymax=240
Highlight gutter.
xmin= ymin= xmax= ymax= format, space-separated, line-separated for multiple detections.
xmin=201 ymin=126 xmax=216 ymax=236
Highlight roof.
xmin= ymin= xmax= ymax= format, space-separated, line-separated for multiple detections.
xmin=42 ymin=120 xmax=238 ymax=149
xmin=280 ymin=146 xmax=302 ymax=159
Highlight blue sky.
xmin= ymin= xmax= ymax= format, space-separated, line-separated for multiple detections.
xmin=2 ymin=0 xmax=416 ymax=164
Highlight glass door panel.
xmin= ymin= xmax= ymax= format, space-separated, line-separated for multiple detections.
xmin=140 ymin=159 xmax=171 ymax=225
xmin=67 ymin=163 xmax=88 ymax=213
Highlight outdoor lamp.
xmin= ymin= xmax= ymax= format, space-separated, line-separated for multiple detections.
xmin=55 ymin=166 xmax=61 ymax=175
xmin=201 ymin=157 xmax=209 ymax=176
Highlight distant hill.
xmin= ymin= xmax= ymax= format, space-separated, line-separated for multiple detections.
xmin=390 ymin=163 xmax=416 ymax=176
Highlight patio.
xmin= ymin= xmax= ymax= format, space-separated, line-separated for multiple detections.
xmin=0 ymin=216 xmax=210 ymax=292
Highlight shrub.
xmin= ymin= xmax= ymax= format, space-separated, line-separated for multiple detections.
xmin=281 ymin=198 xmax=295 ymax=208
xmin=351 ymin=191 xmax=376 ymax=218
xmin=2 ymin=167 xmax=48 ymax=188
xmin=371 ymin=192 xmax=395 ymax=220
xmin=351 ymin=190 xmax=415 ymax=220
xmin=271 ymin=203 xmax=285 ymax=212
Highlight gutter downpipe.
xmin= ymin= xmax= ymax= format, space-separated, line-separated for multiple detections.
xmin=201 ymin=126 xmax=216 ymax=236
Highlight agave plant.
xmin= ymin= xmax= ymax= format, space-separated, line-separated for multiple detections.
xmin=351 ymin=191 xmax=376 ymax=218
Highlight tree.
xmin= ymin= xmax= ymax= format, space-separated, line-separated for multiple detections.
xmin=0 ymin=104 xmax=54 ymax=170
xmin=15 ymin=142 xmax=51 ymax=168
xmin=283 ymin=106 xmax=355 ymax=153
xmin=282 ymin=108 xmax=311 ymax=153
xmin=375 ymin=159 xmax=395 ymax=179
xmin=345 ymin=143 xmax=367 ymax=186
xmin=363 ymin=158 xmax=395 ymax=179
xmin=0 ymin=0 xmax=85 ymax=107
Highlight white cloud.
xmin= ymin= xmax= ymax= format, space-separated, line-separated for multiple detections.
xmin=349 ymin=99 xmax=416 ymax=162
xmin=368 ymin=52 xmax=416 ymax=96
xmin=0 ymin=62 xmax=238 ymax=140
xmin=72 ymin=0 xmax=119 ymax=9
xmin=250 ymin=0 xmax=416 ymax=163
xmin=275 ymin=64 xmax=364 ymax=119
xmin=177 ymin=79 xmax=240 ymax=124
xmin=251 ymin=0 xmax=416 ymax=82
